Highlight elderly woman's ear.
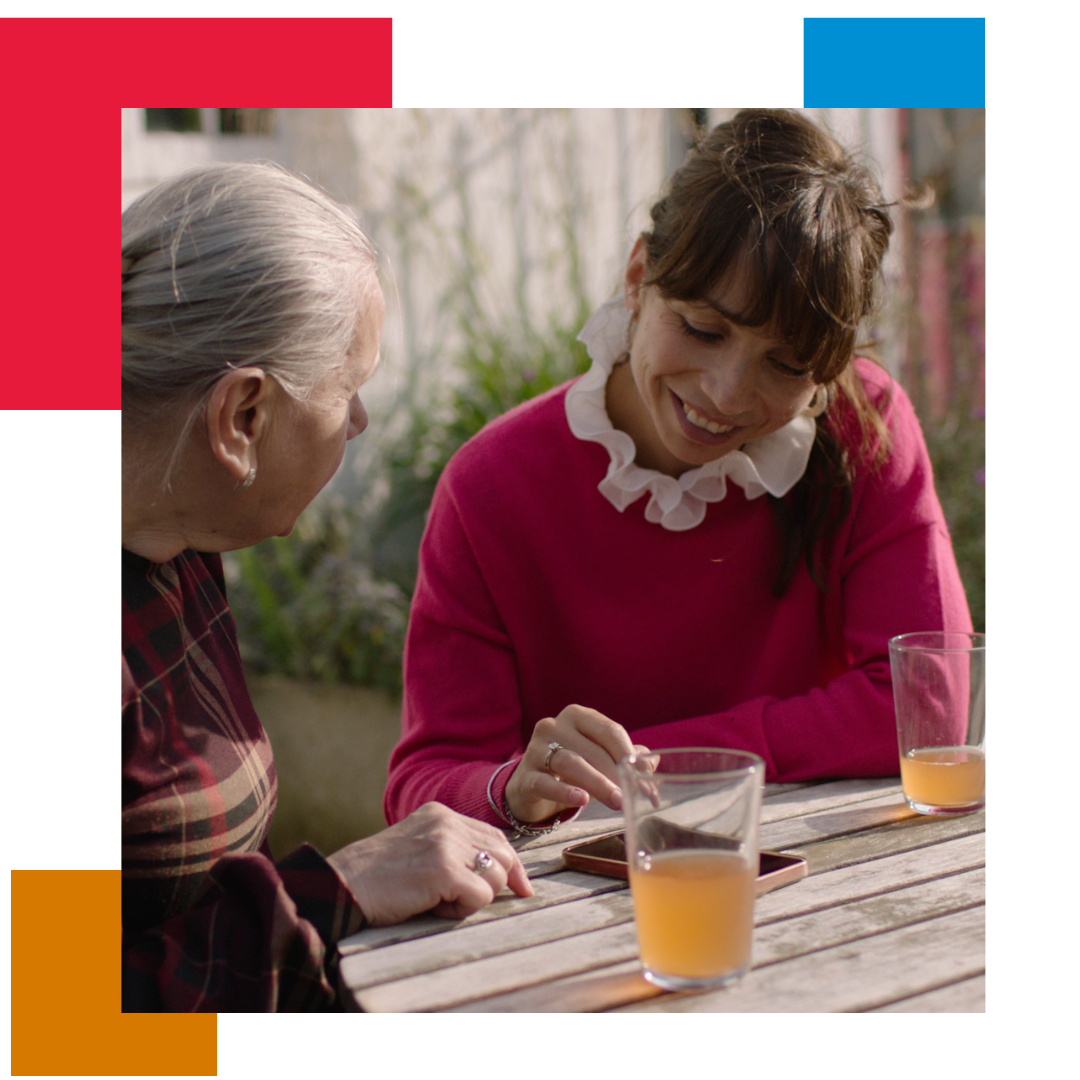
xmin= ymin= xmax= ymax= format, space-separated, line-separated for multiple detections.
xmin=204 ymin=367 xmax=275 ymax=485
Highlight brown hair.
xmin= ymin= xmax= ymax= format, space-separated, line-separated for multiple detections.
xmin=641 ymin=109 xmax=895 ymax=592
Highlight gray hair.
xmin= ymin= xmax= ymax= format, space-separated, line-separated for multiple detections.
xmin=122 ymin=161 xmax=378 ymax=482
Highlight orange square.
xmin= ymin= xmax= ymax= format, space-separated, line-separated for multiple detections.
xmin=11 ymin=870 xmax=217 ymax=1076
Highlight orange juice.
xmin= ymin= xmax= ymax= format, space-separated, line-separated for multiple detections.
xmin=900 ymin=746 xmax=985 ymax=807
xmin=628 ymin=849 xmax=755 ymax=982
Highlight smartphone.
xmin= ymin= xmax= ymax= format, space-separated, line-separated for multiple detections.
xmin=562 ymin=831 xmax=808 ymax=895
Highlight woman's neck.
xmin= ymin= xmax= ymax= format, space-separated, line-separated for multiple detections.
xmin=122 ymin=484 xmax=204 ymax=562
xmin=122 ymin=453 xmax=247 ymax=563
xmin=122 ymin=508 xmax=251 ymax=563
xmin=604 ymin=359 xmax=687 ymax=478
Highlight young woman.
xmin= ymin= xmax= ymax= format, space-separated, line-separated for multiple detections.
xmin=384 ymin=109 xmax=972 ymax=833
xmin=122 ymin=163 xmax=531 ymax=1012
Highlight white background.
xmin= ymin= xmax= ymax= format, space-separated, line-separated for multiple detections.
xmin=2 ymin=1 xmax=1069 ymax=1075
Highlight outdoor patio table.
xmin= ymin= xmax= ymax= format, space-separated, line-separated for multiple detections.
xmin=336 ymin=777 xmax=985 ymax=1012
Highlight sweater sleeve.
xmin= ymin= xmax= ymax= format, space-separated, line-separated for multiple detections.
xmin=630 ymin=377 xmax=973 ymax=781
xmin=121 ymin=844 xmax=367 ymax=1012
xmin=384 ymin=480 xmax=529 ymax=827
xmin=122 ymin=660 xmax=366 ymax=1012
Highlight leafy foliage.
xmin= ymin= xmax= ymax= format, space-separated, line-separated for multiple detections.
xmin=921 ymin=408 xmax=985 ymax=633
xmin=368 ymin=323 xmax=591 ymax=595
xmin=225 ymin=322 xmax=592 ymax=692
xmin=226 ymin=498 xmax=409 ymax=693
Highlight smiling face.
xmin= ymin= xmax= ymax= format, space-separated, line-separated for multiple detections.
xmin=611 ymin=240 xmax=818 ymax=477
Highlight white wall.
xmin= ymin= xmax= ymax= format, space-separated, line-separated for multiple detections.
xmin=122 ymin=106 xmax=909 ymax=419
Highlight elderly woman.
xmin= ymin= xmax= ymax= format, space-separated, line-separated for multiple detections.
xmin=122 ymin=163 xmax=530 ymax=1012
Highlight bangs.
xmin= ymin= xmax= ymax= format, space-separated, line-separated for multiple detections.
xmin=641 ymin=114 xmax=892 ymax=383
xmin=645 ymin=192 xmax=870 ymax=383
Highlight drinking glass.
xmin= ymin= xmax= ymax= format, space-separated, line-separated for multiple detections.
xmin=889 ymin=631 xmax=986 ymax=815
xmin=617 ymin=748 xmax=764 ymax=992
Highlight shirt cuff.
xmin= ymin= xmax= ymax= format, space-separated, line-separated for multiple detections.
xmin=276 ymin=843 xmax=367 ymax=946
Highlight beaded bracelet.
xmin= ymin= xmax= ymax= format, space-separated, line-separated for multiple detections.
xmin=485 ymin=758 xmax=580 ymax=836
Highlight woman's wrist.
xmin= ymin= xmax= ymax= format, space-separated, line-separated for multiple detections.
xmin=489 ymin=759 xmax=577 ymax=835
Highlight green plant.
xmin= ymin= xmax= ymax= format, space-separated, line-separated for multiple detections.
xmin=369 ymin=322 xmax=591 ymax=595
xmin=226 ymin=319 xmax=593 ymax=691
xmin=921 ymin=408 xmax=985 ymax=633
xmin=226 ymin=497 xmax=409 ymax=693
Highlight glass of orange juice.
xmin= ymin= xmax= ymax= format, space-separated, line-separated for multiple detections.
xmin=618 ymin=748 xmax=764 ymax=992
xmin=889 ymin=631 xmax=986 ymax=815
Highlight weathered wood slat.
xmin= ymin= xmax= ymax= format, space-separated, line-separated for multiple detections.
xmin=513 ymin=780 xmax=816 ymax=850
xmin=753 ymin=867 xmax=984 ymax=965
xmin=448 ymin=863 xmax=984 ymax=1013
xmin=512 ymin=778 xmax=898 ymax=853
xmin=589 ymin=779 xmax=903 ymax=839
xmin=342 ymin=827 xmax=980 ymax=984
xmin=354 ymin=859 xmax=983 ymax=1013
xmin=755 ymin=833 xmax=984 ymax=924
xmin=337 ymin=778 xmax=984 ymax=1012
xmin=337 ymin=869 xmax=626 ymax=956
xmin=517 ymin=782 xmax=917 ymax=877
xmin=517 ymin=843 xmax=616 ymax=878
xmin=785 ymin=809 xmax=986 ymax=874
xmin=758 ymin=792 xmax=917 ymax=851
xmin=612 ymin=906 xmax=984 ymax=1012
xmin=868 ymin=975 xmax=985 ymax=1012
xmin=353 ymin=918 xmax=638 ymax=1013
xmin=758 ymin=777 xmax=904 ymax=823
xmin=540 ymin=777 xmax=899 ymax=841
xmin=340 ymin=890 xmax=635 ymax=995
xmin=449 ymin=959 xmax=656 ymax=1013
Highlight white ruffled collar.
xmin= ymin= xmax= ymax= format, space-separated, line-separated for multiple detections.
xmin=564 ymin=298 xmax=816 ymax=531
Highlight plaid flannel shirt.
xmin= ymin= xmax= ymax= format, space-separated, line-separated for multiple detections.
xmin=122 ymin=547 xmax=365 ymax=1011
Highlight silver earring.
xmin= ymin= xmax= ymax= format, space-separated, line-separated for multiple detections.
xmin=237 ymin=467 xmax=256 ymax=491
xmin=802 ymin=384 xmax=829 ymax=419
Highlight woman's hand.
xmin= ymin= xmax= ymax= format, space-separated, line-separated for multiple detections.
xmin=327 ymin=802 xmax=533 ymax=927
xmin=504 ymin=705 xmax=649 ymax=824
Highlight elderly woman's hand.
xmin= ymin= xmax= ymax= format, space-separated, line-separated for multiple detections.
xmin=504 ymin=705 xmax=649 ymax=824
xmin=327 ymin=802 xmax=533 ymax=927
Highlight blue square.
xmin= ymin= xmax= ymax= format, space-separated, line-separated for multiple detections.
xmin=804 ymin=18 xmax=984 ymax=107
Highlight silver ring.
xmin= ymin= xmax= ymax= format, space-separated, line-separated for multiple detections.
xmin=472 ymin=850 xmax=494 ymax=874
xmin=543 ymin=741 xmax=565 ymax=775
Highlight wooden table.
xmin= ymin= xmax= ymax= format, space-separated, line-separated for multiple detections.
xmin=337 ymin=777 xmax=985 ymax=1012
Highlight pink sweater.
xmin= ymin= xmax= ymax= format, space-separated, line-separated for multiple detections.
xmin=384 ymin=361 xmax=972 ymax=826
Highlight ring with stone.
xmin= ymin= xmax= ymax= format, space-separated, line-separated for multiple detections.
xmin=543 ymin=741 xmax=565 ymax=775
xmin=472 ymin=850 xmax=495 ymax=874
